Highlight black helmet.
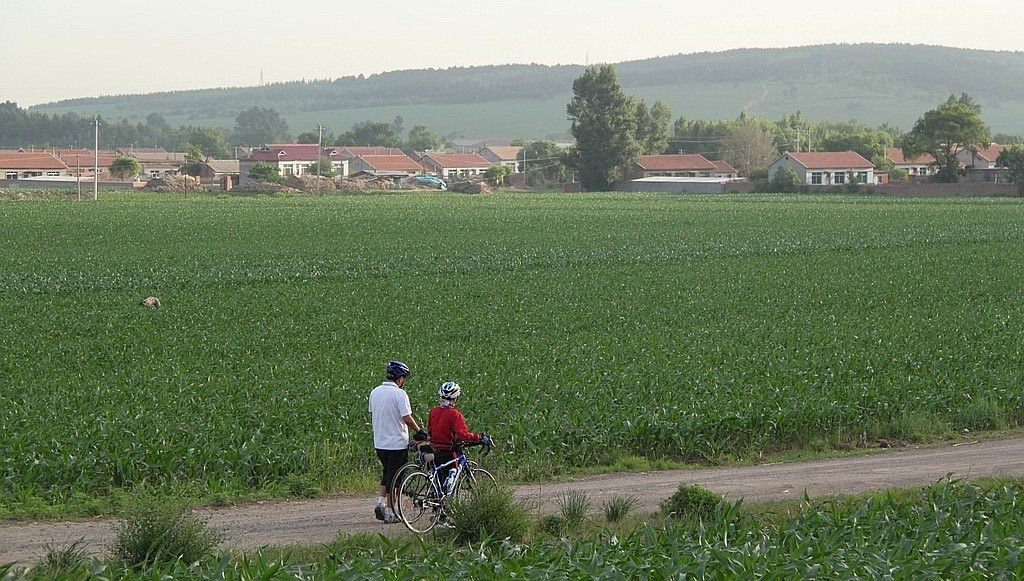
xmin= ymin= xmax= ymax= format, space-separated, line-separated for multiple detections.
xmin=386 ymin=360 xmax=410 ymax=380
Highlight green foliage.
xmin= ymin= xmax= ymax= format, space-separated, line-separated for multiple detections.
xmin=405 ymin=124 xmax=440 ymax=152
xmin=767 ymin=165 xmax=801 ymax=192
xmin=484 ymin=164 xmax=512 ymax=185
xmin=997 ymin=144 xmax=1024 ymax=196
xmin=601 ymin=495 xmax=638 ymax=523
xmin=635 ymin=100 xmax=672 ymax=154
xmin=307 ymin=156 xmax=337 ymax=178
xmin=446 ymin=484 xmax=528 ymax=544
xmin=188 ymin=127 xmax=229 ymax=159
xmin=233 ymin=106 xmax=290 ymax=147
xmin=108 ymin=155 xmax=141 ymax=180
xmin=34 ymin=539 xmax=90 ymax=578
xmin=248 ymin=160 xmax=283 ymax=183
xmin=566 ymin=65 xmax=639 ymax=191
xmin=522 ymin=139 xmax=567 ymax=186
xmin=555 ymin=491 xmax=591 ymax=528
xmin=335 ymin=120 xmax=400 ymax=148
xmin=902 ymin=94 xmax=991 ymax=182
xmin=660 ymin=484 xmax=722 ymax=521
xmin=111 ymin=498 xmax=223 ymax=569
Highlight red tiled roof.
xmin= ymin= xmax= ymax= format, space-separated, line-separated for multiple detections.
xmin=886 ymin=148 xmax=935 ymax=165
xmin=637 ymin=154 xmax=717 ymax=171
xmin=422 ymin=153 xmax=491 ymax=168
xmin=356 ymin=155 xmax=422 ymax=172
xmin=710 ymin=160 xmax=737 ymax=173
xmin=248 ymin=144 xmax=342 ymax=162
xmin=0 ymin=152 xmax=67 ymax=170
xmin=785 ymin=151 xmax=873 ymax=169
xmin=971 ymin=144 xmax=1007 ymax=162
xmin=53 ymin=149 xmax=118 ymax=167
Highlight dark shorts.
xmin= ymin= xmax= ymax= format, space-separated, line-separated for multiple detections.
xmin=376 ymin=448 xmax=409 ymax=490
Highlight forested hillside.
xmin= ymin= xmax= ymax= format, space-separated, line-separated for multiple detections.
xmin=23 ymin=44 xmax=1024 ymax=139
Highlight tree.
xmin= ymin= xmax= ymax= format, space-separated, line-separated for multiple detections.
xmin=901 ymin=96 xmax=990 ymax=183
xmin=335 ymin=121 xmax=400 ymax=148
xmin=767 ymin=166 xmax=800 ymax=193
xmin=635 ymin=100 xmax=672 ymax=154
xmin=248 ymin=161 xmax=283 ymax=183
xmin=405 ymin=124 xmax=440 ymax=153
xmin=722 ymin=120 xmax=778 ymax=177
xmin=232 ymin=106 xmax=290 ymax=146
xmin=307 ymin=156 xmax=336 ymax=178
xmin=522 ymin=140 xmax=567 ymax=186
xmin=565 ymin=65 xmax=639 ymax=191
xmin=182 ymin=144 xmax=203 ymax=176
xmin=109 ymin=156 xmax=141 ymax=180
xmin=997 ymin=145 xmax=1024 ymax=196
xmin=484 ymin=164 xmax=512 ymax=186
xmin=297 ymin=128 xmax=334 ymax=146
xmin=188 ymin=127 xmax=229 ymax=158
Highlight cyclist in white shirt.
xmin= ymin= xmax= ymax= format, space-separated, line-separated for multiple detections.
xmin=368 ymin=360 xmax=426 ymax=523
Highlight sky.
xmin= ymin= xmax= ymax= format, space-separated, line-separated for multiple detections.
xmin=4 ymin=0 xmax=1024 ymax=108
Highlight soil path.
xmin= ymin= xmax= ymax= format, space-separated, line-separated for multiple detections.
xmin=3 ymin=437 xmax=1023 ymax=565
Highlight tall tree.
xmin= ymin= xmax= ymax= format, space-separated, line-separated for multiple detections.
xmin=722 ymin=120 xmax=778 ymax=177
xmin=635 ymin=100 xmax=672 ymax=154
xmin=188 ymin=127 xmax=229 ymax=158
xmin=522 ymin=140 xmax=568 ymax=185
xmin=565 ymin=65 xmax=639 ymax=191
xmin=901 ymin=96 xmax=990 ymax=182
xmin=335 ymin=121 xmax=401 ymax=148
xmin=405 ymin=124 xmax=440 ymax=153
xmin=232 ymin=106 xmax=290 ymax=147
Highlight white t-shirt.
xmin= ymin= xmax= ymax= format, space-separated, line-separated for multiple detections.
xmin=368 ymin=381 xmax=413 ymax=450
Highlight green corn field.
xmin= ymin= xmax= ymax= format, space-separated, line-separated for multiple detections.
xmin=1 ymin=192 xmax=1023 ymax=504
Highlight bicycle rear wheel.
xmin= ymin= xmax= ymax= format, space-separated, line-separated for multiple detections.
xmin=396 ymin=471 xmax=442 ymax=533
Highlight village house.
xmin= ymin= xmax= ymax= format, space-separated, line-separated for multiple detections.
xmin=196 ymin=159 xmax=241 ymax=189
xmin=419 ymin=152 xmax=491 ymax=179
xmin=886 ymin=148 xmax=935 ymax=179
xmin=52 ymin=148 xmax=118 ymax=178
xmin=239 ymin=144 xmax=348 ymax=184
xmin=337 ymin=146 xmax=405 ymax=160
xmin=957 ymin=144 xmax=1009 ymax=183
xmin=710 ymin=160 xmax=739 ymax=179
xmin=768 ymin=151 xmax=875 ymax=185
xmin=117 ymin=148 xmax=187 ymax=179
xmin=348 ymin=153 xmax=423 ymax=182
xmin=633 ymin=154 xmax=719 ymax=178
xmin=0 ymin=151 xmax=68 ymax=180
xmin=479 ymin=145 xmax=523 ymax=173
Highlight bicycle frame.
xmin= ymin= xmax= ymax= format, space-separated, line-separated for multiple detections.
xmin=428 ymin=448 xmax=468 ymax=497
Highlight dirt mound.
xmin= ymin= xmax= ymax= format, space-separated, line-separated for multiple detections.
xmin=448 ymin=180 xmax=491 ymax=194
xmin=283 ymin=175 xmax=337 ymax=192
xmin=232 ymin=182 xmax=301 ymax=194
xmin=142 ymin=175 xmax=205 ymax=193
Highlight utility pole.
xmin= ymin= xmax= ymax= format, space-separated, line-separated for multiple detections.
xmin=93 ymin=118 xmax=99 ymax=200
xmin=316 ymin=123 xmax=323 ymax=196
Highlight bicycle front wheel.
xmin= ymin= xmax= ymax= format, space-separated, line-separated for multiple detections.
xmin=453 ymin=466 xmax=496 ymax=499
xmin=396 ymin=470 xmax=442 ymax=533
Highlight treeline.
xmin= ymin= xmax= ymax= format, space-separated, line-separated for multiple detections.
xmin=31 ymin=44 xmax=1024 ymax=121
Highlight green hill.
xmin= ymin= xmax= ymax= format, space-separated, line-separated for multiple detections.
xmin=29 ymin=44 xmax=1024 ymax=138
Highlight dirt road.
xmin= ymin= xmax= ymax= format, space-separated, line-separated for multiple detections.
xmin=3 ymin=437 xmax=1023 ymax=565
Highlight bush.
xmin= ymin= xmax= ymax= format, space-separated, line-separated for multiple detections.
xmin=110 ymin=498 xmax=224 ymax=569
xmin=556 ymin=491 xmax=591 ymax=528
xmin=660 ymin=484 xmax=721 ymax=521
xmin=446 ymin=484 xmax=529 ymax=544
xmin=602 ymin=495 xmax=638 ymax=523
xmin=536 ymin=514 xmax=568 ymax=537
xmin=34 ymin=539 xmax=90 ymax=578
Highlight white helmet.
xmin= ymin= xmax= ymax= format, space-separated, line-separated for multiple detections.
xmin=439 ymin=381 xmax=462 ymax=400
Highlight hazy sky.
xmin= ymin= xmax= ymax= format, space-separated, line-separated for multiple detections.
xmin=4 ymin=0 xmax=1023 ymax=107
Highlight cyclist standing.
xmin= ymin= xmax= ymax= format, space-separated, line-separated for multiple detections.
xmin=369 ymin=360 xmax=426 ymax=523
xmin=427 ymin=381 xmax=491 ymax=488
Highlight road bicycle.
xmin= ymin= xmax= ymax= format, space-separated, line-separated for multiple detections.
xmin=394 ymin=439 xmax=495 ymax=533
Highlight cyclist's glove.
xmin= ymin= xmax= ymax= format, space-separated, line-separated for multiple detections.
xmin=480 ymin=434 xmax=493 ymax=447
xmin=414 ymin=428 xmax=429 ymax=441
